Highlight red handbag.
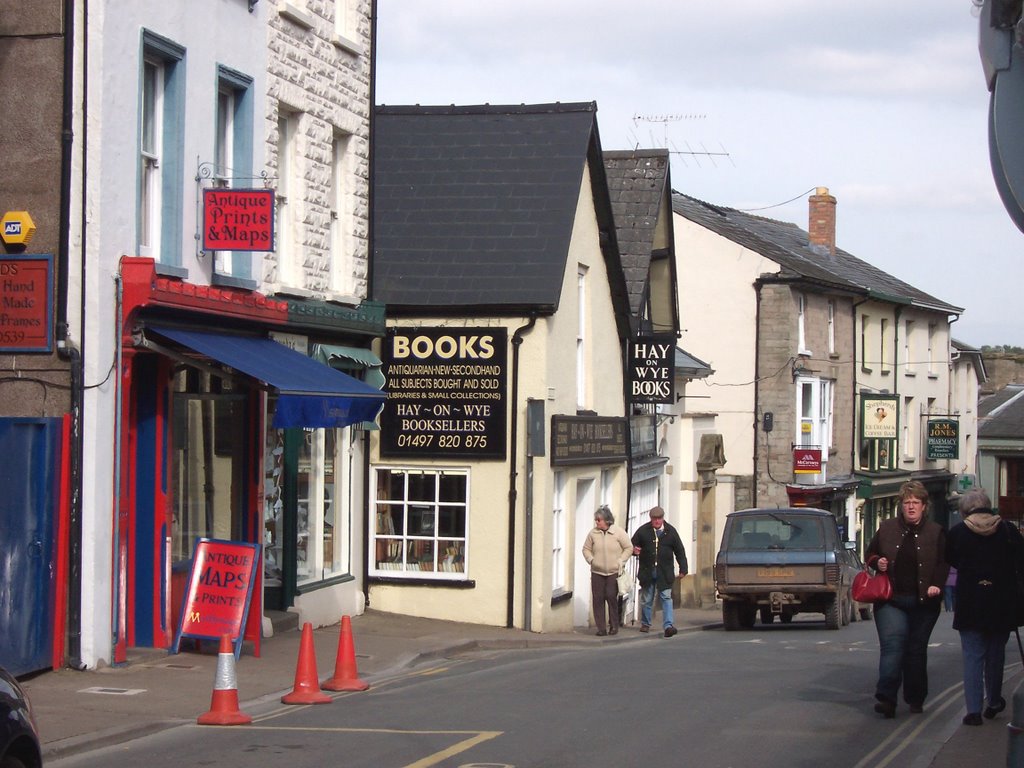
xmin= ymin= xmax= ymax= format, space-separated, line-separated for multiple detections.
xmin=852 ymin=569 xmax=892 ymax=602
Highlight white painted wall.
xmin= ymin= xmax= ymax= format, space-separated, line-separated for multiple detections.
xmin=673 ymin=213 xmax=781 ymax=481
xmin=74 ymin=1 xmax=269 ymax=667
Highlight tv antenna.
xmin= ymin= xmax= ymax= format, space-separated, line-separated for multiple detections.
xmin=630 ymin=113 xmax=733 ymax=168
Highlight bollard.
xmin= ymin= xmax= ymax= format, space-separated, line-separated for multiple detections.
xmin=1009 ymin=680 xmax=1024 ymax=768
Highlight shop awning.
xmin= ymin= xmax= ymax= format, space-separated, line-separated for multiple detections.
xmin=147 ymin=325 xmax=386 ymax=429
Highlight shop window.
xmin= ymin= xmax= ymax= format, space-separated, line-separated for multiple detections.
xmin=264 ymin=426 xmax=351 ymax=588
xmin=371 ymin=468 xmax=468 ymax=578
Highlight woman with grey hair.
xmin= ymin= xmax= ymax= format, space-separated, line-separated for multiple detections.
xmin=946 ymin=488 xmax=1024 ymax=726
xmin=582 ymin=506 xmax=633 ymax=636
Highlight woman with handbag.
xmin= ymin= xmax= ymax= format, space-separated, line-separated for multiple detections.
xmin=582 ymin=506 xmax=633 ymax=636
xmin=865 ymin=480 xmax=949 ymax=719
xmin=945 ymin=488 xmax=1024 ymax=726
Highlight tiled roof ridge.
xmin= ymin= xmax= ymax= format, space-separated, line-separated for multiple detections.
xmin=375 ymin=101 xmax=597 ymax=116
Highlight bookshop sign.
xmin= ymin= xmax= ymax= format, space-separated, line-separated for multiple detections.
xmin=550 ymin=415 xmax=628 ymax=466
xmin=380 ymin=326 xmax=507 ymax=459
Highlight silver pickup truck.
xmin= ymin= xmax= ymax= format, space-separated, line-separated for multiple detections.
xmin=714 ymin=507 xmax=854 ymax=630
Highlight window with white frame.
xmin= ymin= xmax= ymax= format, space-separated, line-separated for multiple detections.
xmin=276 ymin=108 xmax=299 ymax=286
xmin=329 ymin=130 xmax=354 ymax=295
xmin=904 ymin=320 xmax=915 ymax=375
xmin=827 ymin=300 xmax=836 ymax=355
xmin=332 ymin=0 xmax=364 ymax=53
xmin=576 ymin=266 xmax=588 ymax=411
xmin=797 ymin=294 xmax=809 ymax=354
xmin=214 ymin=66 xmax=254 ymax=280
xmin=552 ymin=471 xmax=567 ymax=592
xmin=860 ymin=314 xmax=869 ymax=369
xmin=902 ymin=396 xmax=915 ymax=459
xmin=880 ymin=318 xmax=890 ymax=373
xmin=139 ymin=32 xmax=184 ymax=266
xmin=796 ymin=376 xmax=833 ymax=460
xmin=927 ymin=322 xmax=937 ymax=375
xmin=371 ymin=468 xmax=467 ymax=577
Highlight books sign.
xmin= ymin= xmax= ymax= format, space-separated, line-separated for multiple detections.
xmin=628 ymin=335 xmax=674 ymax=404
xmin=380 ymin=327 xmax=507 ymax=459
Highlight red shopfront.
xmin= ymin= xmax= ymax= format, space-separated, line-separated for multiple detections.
xmin=113 ymin=258 xmax=384 ymax=662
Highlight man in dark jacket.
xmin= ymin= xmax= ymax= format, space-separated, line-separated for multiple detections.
xmin=631 ymin=506 xmax=688 ymax=636
xmin=946 ymin=488 xmax=1024 ymax=725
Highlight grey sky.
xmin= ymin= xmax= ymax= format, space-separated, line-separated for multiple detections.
xmin=376 ymin=0 xmax=1019 ymax=347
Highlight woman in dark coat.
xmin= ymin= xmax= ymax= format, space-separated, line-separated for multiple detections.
xmin=865 ymin=480 xmax=949 ymax=719
xmin=946 ymin=488 xmax=1024 ymax=726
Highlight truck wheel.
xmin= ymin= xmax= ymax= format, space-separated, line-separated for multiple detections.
xmin=842 ymin=590 xmax=852 ymax=626
xmin=759 ymin=606 xmax=774 ymax=625
xmin=825 ymin=594 xmax=841 ymax=629
xmin=723 ymin=601 xmax=741 ymax=631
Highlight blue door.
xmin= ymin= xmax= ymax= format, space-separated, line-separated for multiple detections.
xmin=0 ymin=418 xmax=61 ymax=675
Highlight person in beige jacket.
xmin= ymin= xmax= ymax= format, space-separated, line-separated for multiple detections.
xmin=582 ymin=505 xmax=634 ymax=636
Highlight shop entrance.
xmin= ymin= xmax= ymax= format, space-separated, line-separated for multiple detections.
xmin=168 ymin=371 xmax=249 ymax=636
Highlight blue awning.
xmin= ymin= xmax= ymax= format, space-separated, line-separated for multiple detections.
xmin=148 ymin=326 xmax=386 ymax=429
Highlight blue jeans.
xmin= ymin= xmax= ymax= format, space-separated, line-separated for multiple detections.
xmin=958 ymin=629 xmax=1010 ymax=715
xmin=874 ymin=595 xmax=941 ymax=706
xmin=640 ymin=582 xmax=674 ymax=629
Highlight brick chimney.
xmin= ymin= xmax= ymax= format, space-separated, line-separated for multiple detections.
xmin=808 ymin=186 xmax=836 ymax=255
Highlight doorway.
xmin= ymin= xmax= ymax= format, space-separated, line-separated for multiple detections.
xmin=573 ymin=478 xmax=596 ymax=626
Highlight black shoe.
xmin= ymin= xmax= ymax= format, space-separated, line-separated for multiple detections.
xmin=984 ymin=697 xmax=1006 ymax=719
xmin=596 ymin=630 xmax=607 ymax=637
xmin=908 ymin=704 xmax=923 ymax=714
xmin=640 ymin=624 xmax=650 ymax=633
xmin=664 ymin=626 xmax=678 ymax=637
xmin=963 ymin=713 xmax=983 ymax=726
xmin=874 ymin=700 xmax=896 ymax=719
xmin=608 ymin=627 xmax=618 ymax=635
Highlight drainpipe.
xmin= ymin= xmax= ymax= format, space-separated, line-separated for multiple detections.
xmin=57 ymin=0 xmax=88 ymax=670
xmin=752 ymin=283 xmax=762 ymax=508
xmin=506 ymin=315 xmax=537 ymax=629
xmin=362 ymin=0 xmax=377 ymax=609
xmin=851 ymin=298 xmax=868 ymax=472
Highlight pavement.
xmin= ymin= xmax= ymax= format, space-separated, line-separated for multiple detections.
xmin=16 ymin=605 xmax=1014 ymax=767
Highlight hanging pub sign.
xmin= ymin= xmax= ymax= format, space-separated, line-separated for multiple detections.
xmin=793 ymin=447 xmax=823 ymax=474
xmin=0 ymin=254 xmax=52 ymax=353
xmin=172 ymin=538 xmax=260 ymax=659
xmin=202 ymin=188 xmax=275 ymax=251
xmin=926 ymin=418 xmax=959 ymax=460
xmin=550 ymin=415 xmax=628 ymax=466
xmin=628 ymin=335 xmax=675 ymax=404
xmin=860 ymin=395 xmax=899 ymax=440
xmin=379 ymin=327 xmax=507 ymax=459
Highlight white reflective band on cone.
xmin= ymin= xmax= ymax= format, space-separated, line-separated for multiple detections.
xmin=213 ymin=652 xmax=238 ymax=691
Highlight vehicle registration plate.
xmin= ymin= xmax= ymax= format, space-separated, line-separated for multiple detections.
xmin=757 ymin=567 xmax=795 ymax=578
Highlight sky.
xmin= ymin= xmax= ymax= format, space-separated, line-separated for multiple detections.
xmin=375 ymin=0 xmax=1021 ymax=349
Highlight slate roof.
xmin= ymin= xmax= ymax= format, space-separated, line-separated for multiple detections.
xmin=602 ymin=149 xmax=670 ymax=319
xmin=675 ymin=346 xmax=713 ymax=378
xmin=979 ymin=384 xmax=1024 ymax=438
xmin=372 ymin=102 xmax=629 ymax=324
xmin=671 ymin=193 xmax=962 ymax=314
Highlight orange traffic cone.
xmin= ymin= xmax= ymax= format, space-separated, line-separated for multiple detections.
xmin=322 ymin=615 xmax=369 ymax=692
xmin=197 ymin=634 xmax=252 ymax=725
xmin=281 ymin=622 xmax=332 ymax=705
